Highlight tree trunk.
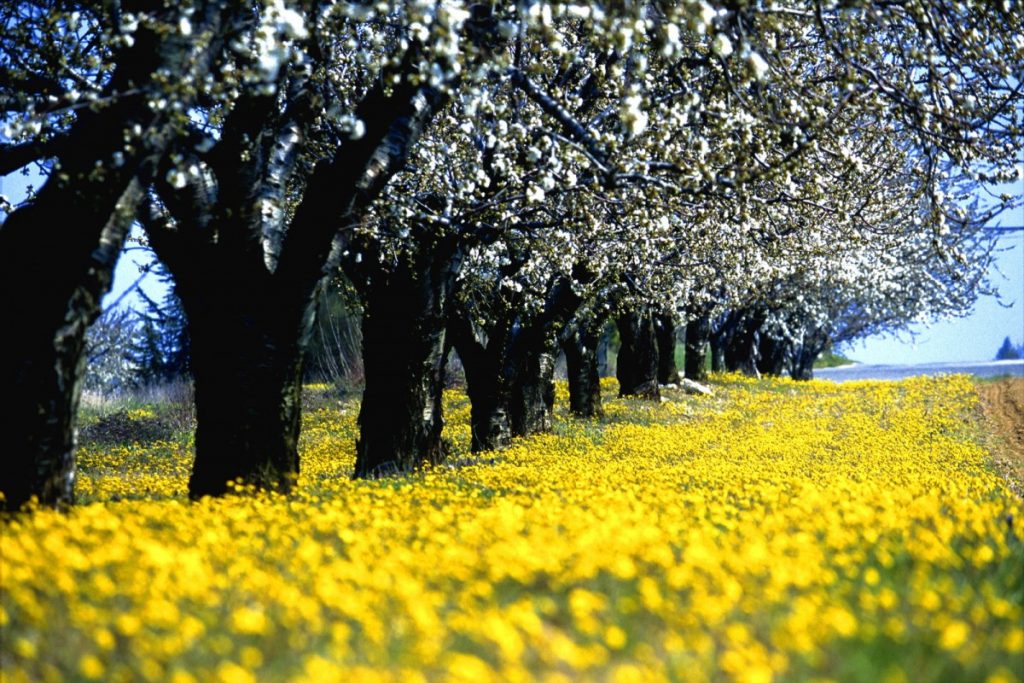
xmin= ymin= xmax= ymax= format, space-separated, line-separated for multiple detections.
xmin=722 ymin=313 xmax=763 ymax=378
xmin=684 ymin=314 xmax=711 ymax=382
xmin=616 ymin=311 xmax=660 ymax=399
xmin=507 ymin=330 xmax=557 ymax=437
xmin=710 ymin=324 xmax=726 ymax=374
xmin=450 ymin=275 xmax=580 ymax=449
xmin=561 ymin=318 xmax=605 ymax=418
xmin=144 ymin=51 xmax=452 ymax=495
xmin=788 ymin=329 xmax=829 ymax=381
xmin=757 ymin=333 xmax=788 ymax=377
xmin=597 ymin=325 xmax=610 ymax=378
xmin=0 ymin=9 xmax=234 ymax=510
xmin=789 ymin=350 xmax=816 ymax=381
xmin=655 ymin=313 xmax=680 ymax=385
xmin=184 ymin=285 xmax=313 ymax=498
xmin=449 ymin=316 xmax=513 ymax=453
xmin=353 ymin=233 xmax=460 ymax=478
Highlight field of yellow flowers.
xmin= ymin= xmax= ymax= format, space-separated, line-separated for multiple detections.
xmin=2 ymin=375 xmax=1022 ymax=682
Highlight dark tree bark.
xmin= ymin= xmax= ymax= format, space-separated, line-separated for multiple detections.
xmin=184 ymin=284 xmax=311 ymax=497
xmin=655 ymin=312 xmax=680 ymax=385
xmin=721 ymin=311 xmax=765 ymax=378
xmin=616 ymin=311 xmax=660 ymax=399
xmin=449 ymin=310 xmax=513 ymax=453
xmin=789 ymin=348 xmax=817 ymax=381
xmin=561 ymin=316 xmax=606 ymax=418
xmin=757 ymin=332 xmax=788 ymax=377
xmin=450 ymin=275 xmax=581 ymax=450
xmin=507 ymin=327 xmax=557 ymax=438
xmin=684 ymin=313 xmax=711 ymax=382
xmin=788 ymin=328 xmax=830 ymax=381
xmin=710 ymin=328 xmax=726 ymax=374
xmin=506 ymin=277 xmax=581 ymax=434
xmin=597 ymin=325 xmax=610 ymax=378
xmin=0 ymin=5 xmax=236 ymax=511
xmin=353 ymin=228 xmax=462 ymax=478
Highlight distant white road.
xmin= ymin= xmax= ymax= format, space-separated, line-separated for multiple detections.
xmin=814 ymin=359 xmax=1024 ymax=382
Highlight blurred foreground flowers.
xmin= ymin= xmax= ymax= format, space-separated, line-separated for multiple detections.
xmin=2 ymin=375 xmax=1021 ymax=682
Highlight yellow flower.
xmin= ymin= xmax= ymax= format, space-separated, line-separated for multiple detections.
xmin=78 ymin=654 xmax=104 ymax=679
xmin=216 ymin=662 xmax=256 ymax=683
xmin=230 ymin=606 xmax=269 ymax=635
xmin=939 ymin=620 xmax=970 ymax=650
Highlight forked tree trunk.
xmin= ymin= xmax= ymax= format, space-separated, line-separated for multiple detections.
xmin=184 ymin=286 xmax=314 ymax=497
xmin=505 ymin=276 xmax=580 ymax=434
xmin=616 ymin=311 xmax=660 ymax=399
xmin=655 ymin=313 xmax=679 ymax=385
xmin=450 ymin=276 xmax=580 ymax=450
xmin=561 ymin=317 xmax=605 ymax=418
xmin=684 ymin=314 xmax=711 ymax=382
xmin=353 ymin=235 xmax=460 ymax=478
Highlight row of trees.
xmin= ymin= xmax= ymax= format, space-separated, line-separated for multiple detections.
xmin=1 ymin=0 xmax=1020 ymax=510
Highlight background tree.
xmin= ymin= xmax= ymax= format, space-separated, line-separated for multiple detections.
xmin=995 ymin=337 xmax=1023 ymax=361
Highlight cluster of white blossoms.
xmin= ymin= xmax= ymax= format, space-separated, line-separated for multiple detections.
xmin=1 ymin=0 xmax=1018 ymax=348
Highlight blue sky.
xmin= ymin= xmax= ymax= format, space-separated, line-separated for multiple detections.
xmin=3 ymin=168 xmax=1022 ymax=366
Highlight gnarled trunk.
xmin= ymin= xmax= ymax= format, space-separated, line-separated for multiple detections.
xmin=684 ymin=314 xmax=711 ymax=382
xmin=353 ymin=233 xmax=460 ymax=478
xmin=616 ymin=311 xmax=660 ymax=399
xmin=561 ymin=317 xmax=605 ymax=418
xmin=655 ymin=313 xmax=680 ymax=385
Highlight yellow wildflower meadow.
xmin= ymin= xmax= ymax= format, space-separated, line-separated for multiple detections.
xmin=1 ymin=375 xmax=1021 ymax=682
